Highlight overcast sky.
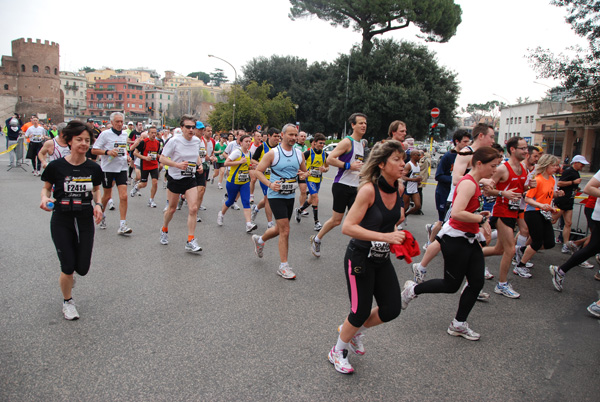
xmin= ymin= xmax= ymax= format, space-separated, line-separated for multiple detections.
xmin=1 ymin=0 xmax=587 ymax=111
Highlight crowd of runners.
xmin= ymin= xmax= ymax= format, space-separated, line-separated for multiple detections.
xmin=7 ymin=109 xmax=597 ymax=375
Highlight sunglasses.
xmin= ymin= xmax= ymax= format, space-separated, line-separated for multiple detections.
xmin=183 ymin=125 xmax=195 ymax=129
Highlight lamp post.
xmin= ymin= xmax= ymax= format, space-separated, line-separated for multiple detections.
xmin=493 ymin=93 xmax=511 ymax=144
xmin=209 ymin=55 xmax=237 ymax=132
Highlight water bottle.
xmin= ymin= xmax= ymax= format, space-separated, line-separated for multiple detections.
xmin=46 ymin=201 xmax=54 ymax=210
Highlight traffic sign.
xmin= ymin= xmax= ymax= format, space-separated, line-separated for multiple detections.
xmin=256 ymin=125 xmax=262 ymax=131
xmin=431 ymin=108 xmax=440 ymax=118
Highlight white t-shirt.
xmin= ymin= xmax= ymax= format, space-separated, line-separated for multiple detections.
xmin=592 ymin=170 xmax=600 ymax=221
xmin=225 ymin=141 xmax=241 ymax=156
xmin=199 ymin=136 xmax=214 ymax=163
xmin=26 ymin=126 xmax=46 ymax=143
xmin=161 ymin=135 xmax=201 ymax=180
xmin=93 ymin=129 xmax=129 ymax=173
xmin=405 ymin=161 xmax=420 ymax=195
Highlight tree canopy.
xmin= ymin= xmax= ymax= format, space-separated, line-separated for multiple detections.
xmin=188 ymin=71 xmax=211 ymax=84
xmin=289 ymin=0 xmax=462 ymax=55
xmin=210 ymin=68 xmax=229 ymax=87
xmin=462 ymin=101 xmax=503 ymax=128
xmin=208 ymin=81 xmax=295 ymax=132
xmin=529 ymin=0 xmax=600 ymax=123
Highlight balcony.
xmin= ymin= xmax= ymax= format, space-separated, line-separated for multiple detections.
xmin=64 ymin=84 xmax=79 ymax=91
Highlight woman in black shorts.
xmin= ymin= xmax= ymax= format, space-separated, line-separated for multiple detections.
xmin=40 ymin=121 xmax=103 ymax=320
xmin=328 ymin=140 xmax=406 ymax=374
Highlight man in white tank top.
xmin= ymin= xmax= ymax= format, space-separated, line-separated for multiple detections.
xmin=402 ymin=149 xmax=422 ymax=216
xmin=39 ymin=122 xmax=70 ymax=169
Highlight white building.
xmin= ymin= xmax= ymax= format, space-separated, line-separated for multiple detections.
xmin=499 ymin=101 xmax=570 ymax=146
xmin=60 ymin=71 xmax=87 ymax=120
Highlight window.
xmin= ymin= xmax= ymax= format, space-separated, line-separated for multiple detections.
xmin=531 ymin=115 xmax=534 ymax=122
xmin=107 ymin=94 xmax=113 ymax=100
xmin=518 ymin=117 xmax=522 ymax=124
xmin=97 ymin=94 xmax=103 ymax=100
xmin=3 ymin=84 xmax=8 ymax=90
xmin=145 ymin=94 xmax=148 ymax=99
xmin=66 ymin=100 xmax=69 ymax=105
xmin=33 ymin=65 xmax=39 ymax=73
xmin=526 ymin=116 xmax=529 ymax=123
xmin=107 ymin=85 xmax=115 ymax=91
xmin=168 ymin=95 xmax=171 ymax=100
xmin=54 ymin=68 xmax=58 ymax=75
xmin=118 ymin=94 xmax=122 ymax=100
xmin=152 ymin=94 xmax=155 ymax=99
xmin=160 ymin=102 xmax=162 ymax=109
xmin=45 ymin=66 xmax=50 ymax=74
xmin=99 ymin=85 xmax=103 ymax=89
xmin=90 ymin=94 xmax=94 ymax=99
xmin=139 ymin=104 xmax=142 ymax=108
xmin=506 ymin=118 xmax=509 ymax=124
xmin=510 ymin=117 xmax=514 ymax=124
xmin=160 ymin=94 xmax=162 ymax=99
xmin=21 ymin=64 xmax=26 ymax=72
xmin=127 ymin=94 xmax=130 ymax=98
xmin=66 ymin=90 xmax=69 ymax=96
xmin=139 ymin=95 xmax=143 ymax=99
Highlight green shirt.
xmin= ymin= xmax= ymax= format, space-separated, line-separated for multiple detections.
xmin=215 ymin=142 xmax=227 ymax=163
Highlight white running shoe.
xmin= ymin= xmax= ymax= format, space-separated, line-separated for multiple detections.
xmin=328 ymin=347 xmax=354 ymax=374
xmin=313 ymin=221 xmax=323 ymax=231
xmin=251 ymin=205 xmax=259 ymax=223
xmin=62 ymin=300 xmax=80 ymax=320
xmin=579 ymin=260 xmax=594 ymax=269
xmin=148 ymin=200 xmax=157 ymax=208
xmin=98 ymin=216 xmax=107 ymax=229
xmin=447 ymin=321 xmax=480 ymax=341
xmin=513 ymin=266 xmax=532 ymax=278
xmin=177 ymin=197 xmax=184 ymax=210
xmin=277 ymin=264 xmax=296 ymax=279
xmin=199 ymin=205 xmax=207 ymax=211
xmin=401 ymin=280 xmax=417 ymax=309
xmin=107 ymin=199 xmax=115 ymax=210
xmin=267 ymin=221 xmax=275 ymax=229
xmin=217 ymin=211 xmax=224 ymax=226
xmin=130 ymin=187 xmax=138 ymax=197
xmin=218 ymin=183 xmax=223 ymax=190
xmin=232 ymin=203 xmax=241 ymax=210
xmin=295 ymin=208 xmax=302 ymax=223
xmin=246 ymin=222 xmax=258 ymax=233
xmin=337 ymin=324 xmax=365 ymax=355
xmin=252 ymin=235 xmax=264 ymax=258
xmin=561 ymin=244 xmax=571 ymax=254
xmin=301 ymin=210 xmax=309 ymax=217
xmin=185 ymin=238 xmax=202 ymax=253
xmin=117 ymin=223 xmax=132 ymax=235
xmin=160 ymin=230 xmax=168 ymax=245
xmin=412 ymin=263 xmax=426 ymax=284
xmin=549 ymin=265 xmax=564 ymax=292
xmin=310 ymin=235 xmax=321 ymax=257
xmin=484 ymin=267 xmax=494 ymax=279
xmin=494 ymin=282 xmax=520 ymax=298
xmin=196 ymin=213 xmax=202 ymax=223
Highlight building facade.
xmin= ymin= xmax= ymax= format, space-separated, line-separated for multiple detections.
xmin=85 ymin=76 xmax=148 ymax=121
xmin=60 ymin=71 xmax=87 ymax=120
xmin=0 ymin=38 xmax=63 ymax=123
xmin=498 ymin=101 xmax=571 ymax=146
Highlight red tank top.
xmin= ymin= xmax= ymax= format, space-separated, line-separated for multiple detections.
xmin=450 ymin=175 xmax=483 ymax=234
xmin=492 ymin=161 xmax=527 ymax=218
xmin=141 ymin=138 xmax=160 ymax=170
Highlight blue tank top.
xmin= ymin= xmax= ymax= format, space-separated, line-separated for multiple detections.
xmin=268 ymin=145 xmax=302 ymax=199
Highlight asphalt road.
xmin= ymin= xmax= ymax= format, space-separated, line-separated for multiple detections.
xmin=1 ymin=153 xmax=598 ymax=401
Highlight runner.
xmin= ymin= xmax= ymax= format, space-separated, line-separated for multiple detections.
xmin=402 ymin=146 xmax=502 ymax=341
xmin=25 ymin=116 xmax=48 ymax=176
xmin=39 ymin=122 xmax=70 ymax=169
xmin=159 ymin=115 xmax=202 ymax=253
xmin=550 ymin=169 xmax=600 ymax=291
xmin=481 ymin=136 xmax=528 ymax=298
xmin=310 ymin=113 xmax=366 ymax=257
xmin=252 ymin=124 xmax=308 ymax=279
xmin=296 ymin=133 xmax=329 ymax=230
xmin=39 ymin=120 xmax=103 ymax=320
xmin=132 ymin=126 xmax=161 ymax=207
xmin=328 ymin=140 xmax=406 ymax=374
xmin=402 ymin=149 xmax=422 ymax=216
xmin=250 ymin=128 xmax=280 ymax=228
xmin=217 ymin=134 xmax=258 ymax=232
xmin=196 ymin=122 xmax=215 ymax=219
xmin=213 ymin=134 xmax=227 ymax=189
xmin=515 ymin=145 xmax=543 ymax=253
xmin=515 ymin=154 xmax=563 ymax=270
xmin=295 ymin=131 xmax=309 ymax=218
xmin=91 ymin=112 xmax=133 ymax=235
xmin=249 ymin=130 xmax=263 ymax=204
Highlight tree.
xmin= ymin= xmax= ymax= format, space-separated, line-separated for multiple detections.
xmin=529 ymin=0 xmax=600 ymax=123
xmin=289 ymin=0 xmax=462 ymax=55
xmin=210 ymin=68 xmax=229 ymax=87
xmin=208 ymin=81 xmax=295 ymax=131
xmin=188 ymin=71 xmax=211 ymax=84
xmin=80 ymin=66 xmax=95 ymax=73
xmin=462 ymin=101 xmax=504 ymax=128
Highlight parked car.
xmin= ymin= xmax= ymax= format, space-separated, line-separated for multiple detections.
xmin=323 ymin=143 xmax=338 ymax=153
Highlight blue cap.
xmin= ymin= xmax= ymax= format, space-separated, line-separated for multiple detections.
xmin=196 ymin=121 xmax=205 ymax=129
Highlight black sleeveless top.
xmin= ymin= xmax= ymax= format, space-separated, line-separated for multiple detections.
xmin=353 ymin=184 xmax=404 ymax=249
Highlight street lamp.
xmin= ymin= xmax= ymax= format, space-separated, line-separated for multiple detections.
xmin=493 ymin=93 xmax=511 ymax=144
xmin=209 ymin=54 xmax=237 ymax=132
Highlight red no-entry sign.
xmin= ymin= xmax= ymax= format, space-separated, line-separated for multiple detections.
xmin=431 ymin=108 xmax=440 ymax=118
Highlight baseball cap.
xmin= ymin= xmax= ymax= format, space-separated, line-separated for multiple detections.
xmin=571 ymin=155 xmax=589 ymax=165
xmin=196 ymin=121 xmax=205 ymax=129
xmin=87 ymin=118 xmax=94 ymax=122
xmin=127 ymin=121 xmax=134 ymax=125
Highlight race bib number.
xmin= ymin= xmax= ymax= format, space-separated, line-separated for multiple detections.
xmin=264 ymin=168 xmax=271 ymax=176
xmin=199 ymin=148 xmax=206 ymax=158
xmin=355 ymin=154 xmax=364 ymax=162
xmin=508 ymin=198 xmax=520 ymax=211
xmin=64 ymin=180 xmax=93 ymax=194
xmin=114 ymin=142 xmax=127 ymax=156
xmin=149 ymin=152 xmax=158 ymax=161
xmin=181 ymin=162 xmax=197 ymax=177
xmin=279 ymin=179 xmax=298 ymax=195
xmin=368 ymin=241 xmax=390 ymax=260
xmin=310 ymin=169 xmax=322 ymax=178
xmin=238 ymin=171 xmax=249 ymax=182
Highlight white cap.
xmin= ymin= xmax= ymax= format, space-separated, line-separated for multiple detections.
xmin=572 ymin=155 xmax=589 ymax=165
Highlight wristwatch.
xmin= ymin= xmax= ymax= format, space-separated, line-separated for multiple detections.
xmin=479 ymin=215 xmax=487 ymax=226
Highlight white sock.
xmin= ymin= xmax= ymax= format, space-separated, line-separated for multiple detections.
xmin=258 ymin=236 xmax=265 ymax=245
xmin=517 ymin=235 xmax=528 ymax=247
xmin=452 ymin=318 xmax=465 ymax=327
xmin=280 ymin=261 xmax=288 ymax=267
xmin=314 ymin=235 xmax=321 ymax=243
xmin=335 ymin=335 xmax=349 ymax=352
xmin=418 ymin=263 xmax=427 ymax=271
xmin=120 ymin=220 xmax=126 ymax=226
xmin=491 ymin=229 xmax=498 ymax=240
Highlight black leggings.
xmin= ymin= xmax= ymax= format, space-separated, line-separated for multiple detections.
xmin=344 ymin=243 xmax=401 ymax=328
xmin=414 ymin=235 xmax=484 ymax=322
xmin=524 ymin=210 xmax=555 ymax=251
xmin=50 ymin=212 xmax=95 ymax=276
xmin=560 ymin=220 xmax=600 ymax=274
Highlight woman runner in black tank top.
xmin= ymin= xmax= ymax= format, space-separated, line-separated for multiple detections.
xmin=327 ymin=140 xmax=407 ymax=375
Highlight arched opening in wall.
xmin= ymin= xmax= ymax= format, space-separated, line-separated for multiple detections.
xmin=21 ymin=65 xmax=25 ymax=72
xmin=33 ymin=65 xmax=39 ymax=73
xmin=4 ymin=84 xmax=8 ymax=90
xmin=45 ymin=66 xmax=50 ymax=74
xmin=54 ymin=68 xmax=58 ymax=75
